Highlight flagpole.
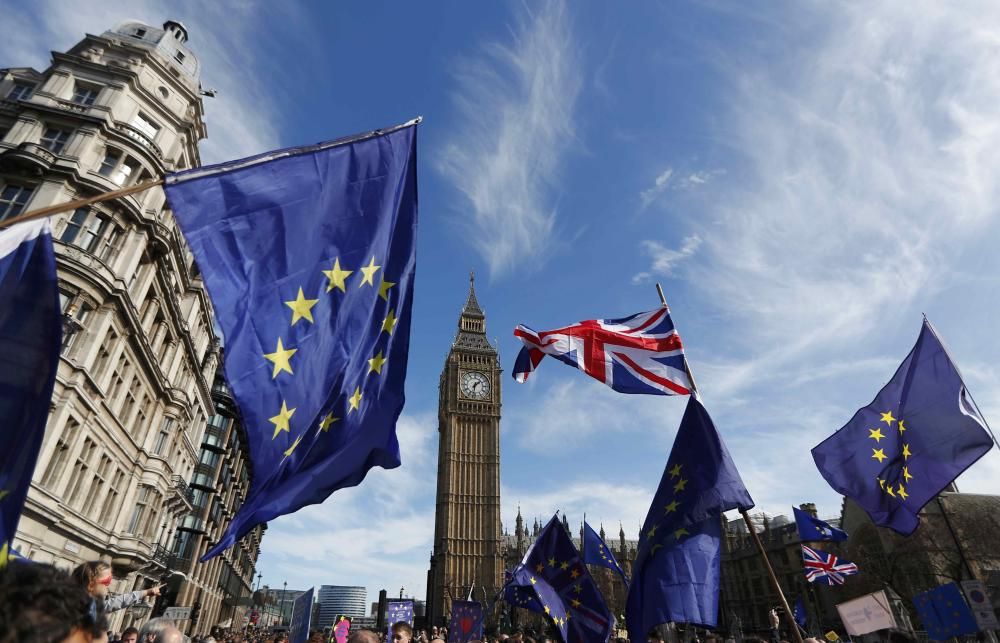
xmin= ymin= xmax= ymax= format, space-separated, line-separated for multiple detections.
xmin=0 ymin=177 xmax=165 ymax=229
xmin=654 ymin=283 xmax=804 ymax=643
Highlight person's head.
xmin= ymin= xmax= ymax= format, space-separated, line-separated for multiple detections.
xmin=70 ymin=562 xmax=114 ymax=599
xmin=347 ymin=631 xmax=380 ymax=643
xmin=139 ymin=618 xmax=184 ymax=643
xmin=391 ymin=623 xmax=413 ymax=643
xmin=122 ymin=628 xmax=140 ymax=643
xmin=0 ymin=560 xmax=109 ymax=643
xmin=647 ymin=630 xmax=665 ymax=643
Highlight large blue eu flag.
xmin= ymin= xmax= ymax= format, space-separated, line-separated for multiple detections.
xmin=625 ymin=397 xmax=754 ymax=641
xmin=0 ymin=220 xmax=60 ymax=565
xmin=164 ymin=121 xmax=419 ymax=559
xmin=812 ymin=319 xmax=993 ymax=535
xmin=501 ymin=515 xmax=614 ymax=643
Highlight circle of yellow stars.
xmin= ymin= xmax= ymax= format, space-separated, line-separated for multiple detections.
xmin=868 ymin=410 xmax=913 ymax=501
xmin=262 ymin=255 xmax=399 ymax=460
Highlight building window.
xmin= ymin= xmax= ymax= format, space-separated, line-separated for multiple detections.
xmin=59 ymin=208 xmax=122 ymax=260
xmin=175 ymin=51 xmax=186 ymax=64
xmin=41 ymin=417 xmax=80 ymax=490
xmin=126 ymin=486 xmax=150 ymax=534
xmin=88 ymin=455 xmax=113 ymax=519
xmin=97 ymin=149 xmax=121 ymax=178
xmin=71 ymin=83 xmax=99 ymax=107
xmin=7 ymin=82 xmax=34 ymax=101
xmin=40 ymin=127 xmax=71 ymax=154
xmin=65 ymin=438 xmax=97 ymax=509
xmin=0 ymin=184 xmax=34 ymax=220
xmin=134 ymin=28 xmax=147 ymax=38
xmin=153 ymin=417 xmax=174 ymax=455
xmin=99 ymin=469 xmax=125 ymax=525
xmin=130 ymin=112 xmax=160 ymax=140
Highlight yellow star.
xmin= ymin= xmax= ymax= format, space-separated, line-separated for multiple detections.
xmin=319 ymin=412 xmax=339 ymax=432
xmin=529 ymin=576 xmax=537 ymax=585
xmin=903 ymin=466 xmax=913 ymax=482
xmin=872 ymin=448 xmax=887 ymax=463
xmin=548 ymin=557 xmax=556 ymax=567
xmin=886 ymin=485 xmax=896 ymax=497
xmin=535 ymin=563 xmax=544 ymax=573
xmin=378 ymin=279 xmax=396 ymax=301
xmin=322 ymin=258 xmax=352 ymax=293
xmin=543 ymin=606 xmax=551 ymax=615
xmin=897 ymin=484 xmax=908 ymax=500
xmin=348 ymin=387 xmax=363 ymax=412
xmin=269 ymin=401 xmax=296 ymax=439
xmin=573 ymin=584 xmax=582 ymax=593
xmin=880 ymin=411 xmax=896 ymax=426
xmin=382 ymin=309 xmax=398 ymax=335
xmin=570 ymin=569 xmax=580 ymax=579
xmin=0 ymin=542 xmax=8 ymax=566
xmin=898 ymin=419 xmax=906 ymax=434
xmin=571 ymin=599 xmax=581 ymax=609
xmin=283 ymin=434 xmax=304 ymax=458
xmin=368 ymin=351 xmax=387 ymax=375
xmin=675 ymin=527 xmax=690 ymax=540
xmin=285 ymin=288 xmax=319 ymax=326
xmin=669 ymin=463 xmax=682 ymax=478
xmin=0 ymin=489 xmax=8 ymax=503
xmin=902 ymin=443 xmax=912 ymax=460
xmin=665 ymin=499 xmax=679 ymax=514
xmin=263 ymin=337 xmax=297 ymax=379
xmin=359 ymin=256 xmax=381 ymax=287
xmin=560 ymin=561 xmax=569 ymax=570
xmin=646 ymin=525 xmax=658 ymax=538
xmin=868 ymin=427 xmax=886 ymax=443
xmin=673 ymin=478 xmax=688 ymax=493
xmin=878 ymin=478 xmax=886 ymax=489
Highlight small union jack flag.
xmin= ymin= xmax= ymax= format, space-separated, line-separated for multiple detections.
xmin=801 ymin=545 xmax=859 ymax=585
xmin=512 ymin=307 xmax=692 ymax=396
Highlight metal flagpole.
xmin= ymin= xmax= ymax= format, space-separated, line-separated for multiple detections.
xmin=654 ymin=283 xmax=804 ymax=643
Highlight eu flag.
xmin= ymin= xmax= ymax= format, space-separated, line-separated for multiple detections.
xmin=625 ymin=397 xmax=754 ymax=641
xmin=501 ymin=515 xmax=614 ymax=643
xmin=163 ymin=121 xmax=419 ymax=558
xmin=912 ymin=583 xmax=979 ymax=640
xmin=792 ymin=507 xmax=848 ymax=542
xmin=812 ymin=319 xmax=993 ymax=535
xmin=447 ymin=600 xmax=485 ymax=643
xmin=0 ymin=220 xmax=60 ymax=565
xmin=582 ymin=521 xmax=627 ymax=583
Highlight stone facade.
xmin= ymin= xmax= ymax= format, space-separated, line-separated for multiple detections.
xmin=427 ymin=276 xmax=505 ymax=626
xmin=1 ymin=19 xmax=262 ymax=634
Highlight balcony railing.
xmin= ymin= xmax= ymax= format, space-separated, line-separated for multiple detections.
xmin=114 ymin=122 xmax=164 ymax=160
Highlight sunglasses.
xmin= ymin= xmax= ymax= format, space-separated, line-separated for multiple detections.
xmin=99 ymin=575 xmax=114 ymax=586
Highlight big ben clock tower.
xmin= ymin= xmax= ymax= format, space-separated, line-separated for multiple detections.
xmin=426 ymin=274 xmax=503 ymax=626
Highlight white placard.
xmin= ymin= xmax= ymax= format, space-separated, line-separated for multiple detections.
xmin=163 ymin=606 xmax=192 ymax=620
xmin=962 ymin=580 xmax=999 ymax=631
xmin=836 ymin=590 xmax=897 ymax=636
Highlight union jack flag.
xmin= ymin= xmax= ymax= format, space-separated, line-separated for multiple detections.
xmin=512 ymin=307 xmax=692 ymax=395
xmin=801 ymin=545 xmax=859 ymax=585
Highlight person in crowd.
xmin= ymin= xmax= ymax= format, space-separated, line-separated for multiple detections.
xmin=138 ymin=618 xmax=183 ymax=643
xmin=0 ymin=560 xmax=109 ymax=643
xmin=347 ymin=631 xmax=380 ymax=643
xmin=70 ymin=562 xmax=161 ymax=613
xmin=121 ymin=628 xmax=139 ymax=643
xmin=391 ymin=623 xmax=413 ymax=643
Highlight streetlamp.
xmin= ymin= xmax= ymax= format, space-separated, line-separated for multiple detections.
xmin=282 ymin=581 xmax=288 ymax=626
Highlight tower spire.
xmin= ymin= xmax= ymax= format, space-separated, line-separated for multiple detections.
xmin=463 ymin=271 xmax=484 ymax=317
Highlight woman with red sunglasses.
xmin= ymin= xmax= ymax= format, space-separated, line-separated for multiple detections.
xmin=71 ymin=561 xmax=162 ymax=613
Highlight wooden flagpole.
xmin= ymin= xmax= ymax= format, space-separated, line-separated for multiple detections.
xmin=0 ymin=177 xmax=164 ymax=229
xmin=655 ymin=283 xmax=804 ymax=643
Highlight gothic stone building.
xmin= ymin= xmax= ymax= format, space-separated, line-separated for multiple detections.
xmin=1 ymin=19 xmax=262 ymax=633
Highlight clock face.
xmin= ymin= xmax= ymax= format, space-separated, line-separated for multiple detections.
xmin=460 ymin=371 xmax=491 ymax=400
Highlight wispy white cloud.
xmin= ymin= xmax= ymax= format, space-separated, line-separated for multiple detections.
xmin=639 ymin=167 xmax=673 ymax=209
xmin=631 ymin=235 xmax=702 ymax=284
xmin=437 ymin=0 xmax=582 ymax=278
xmin=639 ymin=168 xmax=720 ymax=210
xmin=0 ymin=0 xmax=308 ymax=164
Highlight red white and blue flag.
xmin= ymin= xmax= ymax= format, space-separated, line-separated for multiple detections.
xmin=801 ymin=545 xmax=859 ymax=585
xmin=513 ymin=307 xmax=692 ymax=396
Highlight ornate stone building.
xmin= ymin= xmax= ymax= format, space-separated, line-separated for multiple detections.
xmin=427 ymin=276 xmax=505 ymax=626
xmin=1 ymin=19 xmax=262 ymax=632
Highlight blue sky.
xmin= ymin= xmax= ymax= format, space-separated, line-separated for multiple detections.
xmin=7 ymin=0 xmax=1000 ymax=605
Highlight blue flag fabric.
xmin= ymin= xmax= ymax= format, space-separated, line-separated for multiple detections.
xmin=448 ymin=601 xmax=485 ymax=643
xmin=793 ymin=507 xmax=848 ymax=542
xmin=503 ymin=569 xmax=545 ymax=612
xmin=163 ymin=122 xmax=419 ymax=559
xmin=912 ymin=583 xmax=978 ymax=640
xmin=794 ymin=597 xmax=807 ymax=629
xmin=582 ymin=521 xmax=627 ymax=583
xmin=289 ymin=587 xmax=314 ymax=643
xmin=812 ymin=319 xmax=993 ymax=535
xmin=501 ymin=515 xmax=614 ymax=643
xmin=0 ymin=220 xmax=60 ymax=565
xmin=387 ymin=600 xmax=414 ymax=637
xmin=626 ymin=397 xmax=754 ymax=641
